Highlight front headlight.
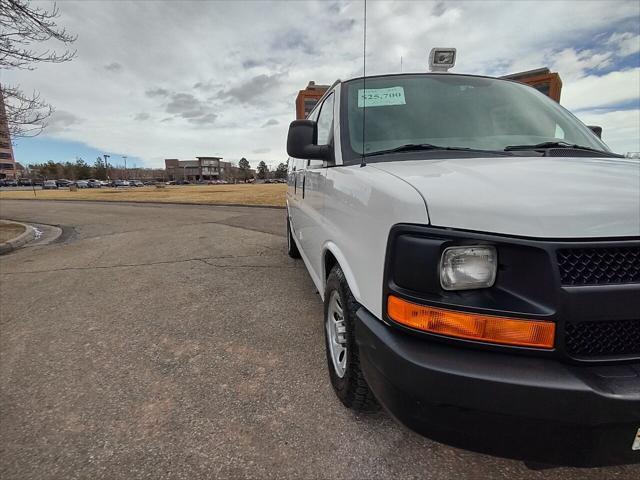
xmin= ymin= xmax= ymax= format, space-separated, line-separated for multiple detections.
xmin=439 ymin=246 xmax=497 ymax=291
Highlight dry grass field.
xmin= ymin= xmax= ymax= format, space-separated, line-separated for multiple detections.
xmin=0 ymin=222 xmax=26 ymax=243
xmin=0 ymin=183 xmax=287 ymax=207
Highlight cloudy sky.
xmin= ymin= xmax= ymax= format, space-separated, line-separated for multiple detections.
xmin=3 ymin=0 xmax=639 ymax=169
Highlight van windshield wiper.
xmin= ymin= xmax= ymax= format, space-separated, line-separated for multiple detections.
xmin=503 ymin=141 xmax=614 ymax=155
xmin=366 ymin=143 xmax=508 ymax=157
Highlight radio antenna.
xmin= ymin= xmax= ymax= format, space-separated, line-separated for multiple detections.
xmin=360 ymin=0 xmax=367 ymax=168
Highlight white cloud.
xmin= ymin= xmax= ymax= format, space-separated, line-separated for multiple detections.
xmin=548 ymin=48 xmax=612 ymax=81
xmin=577 ymin=109 xmax=640 ymax=154
xmin=606 ymin=32 xmax=640 ymax=57
xmin=4 ymin=0 xmax=639 ymax=167
xmin=562 ymin=68 xmax=640 ymax=110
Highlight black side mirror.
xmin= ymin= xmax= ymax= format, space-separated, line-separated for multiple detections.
xmin=287 ymin=120 xmax=331 ymax=160
xmin=588 ymin=125 xmax=603 ymax=138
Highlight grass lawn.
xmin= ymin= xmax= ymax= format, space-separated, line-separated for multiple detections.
xmin=0 ymin=184 xmax=287 ymax=207
xmin=0 ymin=222 xmax=26 ymax=243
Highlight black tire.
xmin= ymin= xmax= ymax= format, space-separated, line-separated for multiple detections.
xmin=287 ymin=215 xmax=301 ymax=259
xmin=324 ymin=266 xmax=379 ymax=412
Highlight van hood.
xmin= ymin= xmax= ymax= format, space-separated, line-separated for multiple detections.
xmin=372 ymin=156 xmax=640 ymax=238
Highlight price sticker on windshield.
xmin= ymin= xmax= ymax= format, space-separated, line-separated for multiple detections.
xmin=358 ymin=87 xmax=406 ymax=108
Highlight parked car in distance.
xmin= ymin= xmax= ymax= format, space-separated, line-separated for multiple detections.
xmin=113 ymin=179 xmax=130 ymax=187
xmin=3 ymin=179 xmax=18 ymax=187
xmin=17 ymin=178 xmax=32 ymax=186
xmin=285 ymin=70 xmax=640 ymax=467
xmin=56 ymin=179 xmax=72 ymax=187
xmin=42 ymin=180 xmax=58 ymax=190
xmin=87 ymin=179 xmax=102 ymax=188
xmin=129 ymin=180 xmax=144 ymax=187
xmin=74 ymin=180 xmax=89 ymax=188
xmin=99 ymin=180 xmax=110 ymax=187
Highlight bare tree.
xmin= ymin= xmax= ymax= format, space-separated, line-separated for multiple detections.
xmin=1 ymin=85 xmax=52 ymax=136
xmin=0 ymin=0 xmax=76 ymax=137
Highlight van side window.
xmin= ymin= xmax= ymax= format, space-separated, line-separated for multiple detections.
xmin=307 ymin=107 xmax=319 ymax=122
xmin=316 ymin=93 xmax=335 ymax=146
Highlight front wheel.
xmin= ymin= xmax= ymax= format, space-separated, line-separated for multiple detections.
xmin=324 ymin=266 xmax=379 ymax=412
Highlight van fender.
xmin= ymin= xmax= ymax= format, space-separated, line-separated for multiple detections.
xmin=322 ymin=241 xmax=361 ymax=302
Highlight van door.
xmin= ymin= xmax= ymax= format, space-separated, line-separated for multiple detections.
xmin=298 ymin=92 xmax=334 ymax=282
xmin=287 ymin=156 xmax=305 ymax=240
xmin=290 ymin=99 xmax=321 ymax=242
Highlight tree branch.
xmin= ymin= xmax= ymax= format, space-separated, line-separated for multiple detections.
xmin=0 ymin=0 xmax=75 ymax=137
xmin=2 ymin=84 xmax=53 ymax=137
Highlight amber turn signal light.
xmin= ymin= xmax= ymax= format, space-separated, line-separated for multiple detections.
xmin=387 ymin=295 xmax=555 ymax=349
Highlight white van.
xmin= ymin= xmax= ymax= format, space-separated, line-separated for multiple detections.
xmin=285 ymin=72 xmax=640 ymax=467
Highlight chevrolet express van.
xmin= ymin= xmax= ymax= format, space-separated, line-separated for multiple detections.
xmin=285 ymin=72 xmax=640 ymax=467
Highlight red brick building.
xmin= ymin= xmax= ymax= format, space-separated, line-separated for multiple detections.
xmin=295 ymin=81 xmax=329 ymax=119
xmin=0 ymin=92 xmax=16 ymax=179
xmin=501 ymin=68 xmax=563 ymax=102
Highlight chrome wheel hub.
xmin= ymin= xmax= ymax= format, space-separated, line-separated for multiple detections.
xmin=326 ymin=290 xmax=347 ymax=378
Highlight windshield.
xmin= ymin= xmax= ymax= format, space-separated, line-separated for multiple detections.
xmin=342 ymin=74 xmax=609 ymax=162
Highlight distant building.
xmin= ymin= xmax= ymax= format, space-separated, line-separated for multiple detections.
xmin=0 ymin=92 xmax=16 ymax=179
xmin=295 ymin=81 xmax=329 ymax=119
xmin=501 ymin=68 xmax=562 ymax=102
xmin=165 ymin=156 xmax=235 ymax=181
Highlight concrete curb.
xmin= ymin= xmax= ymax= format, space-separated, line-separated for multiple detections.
xmin=0 ymin=198 xmax=286 ymax=210
xmin=0 ymin=220 xmax=36 ymax=255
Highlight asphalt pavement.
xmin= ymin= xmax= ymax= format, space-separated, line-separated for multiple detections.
xmin=0 ymin=200 xmax=637 ymax=479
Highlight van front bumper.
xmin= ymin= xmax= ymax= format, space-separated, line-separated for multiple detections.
xmin=355 ymin=307 xmax=640 ymax=467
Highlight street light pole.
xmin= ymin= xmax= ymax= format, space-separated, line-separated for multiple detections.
xmin=123 ymin=156 xmax=127 ymax=180
xmin=103 ymin=154 xmax=110 ymax=181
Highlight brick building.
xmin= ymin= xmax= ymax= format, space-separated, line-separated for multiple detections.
xmin=165 ymin=156 xmax=233 ymax=181
xmin=0 ymin=93 xmax=16 ymax=179
xmin=501 ymin=68 xmax=562 ymax=102
xmin=295 ymin=81 xmax=330 ymax=119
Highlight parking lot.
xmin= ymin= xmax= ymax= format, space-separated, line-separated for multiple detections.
xmin=0 ymin=200 xmax=637 ymax=479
